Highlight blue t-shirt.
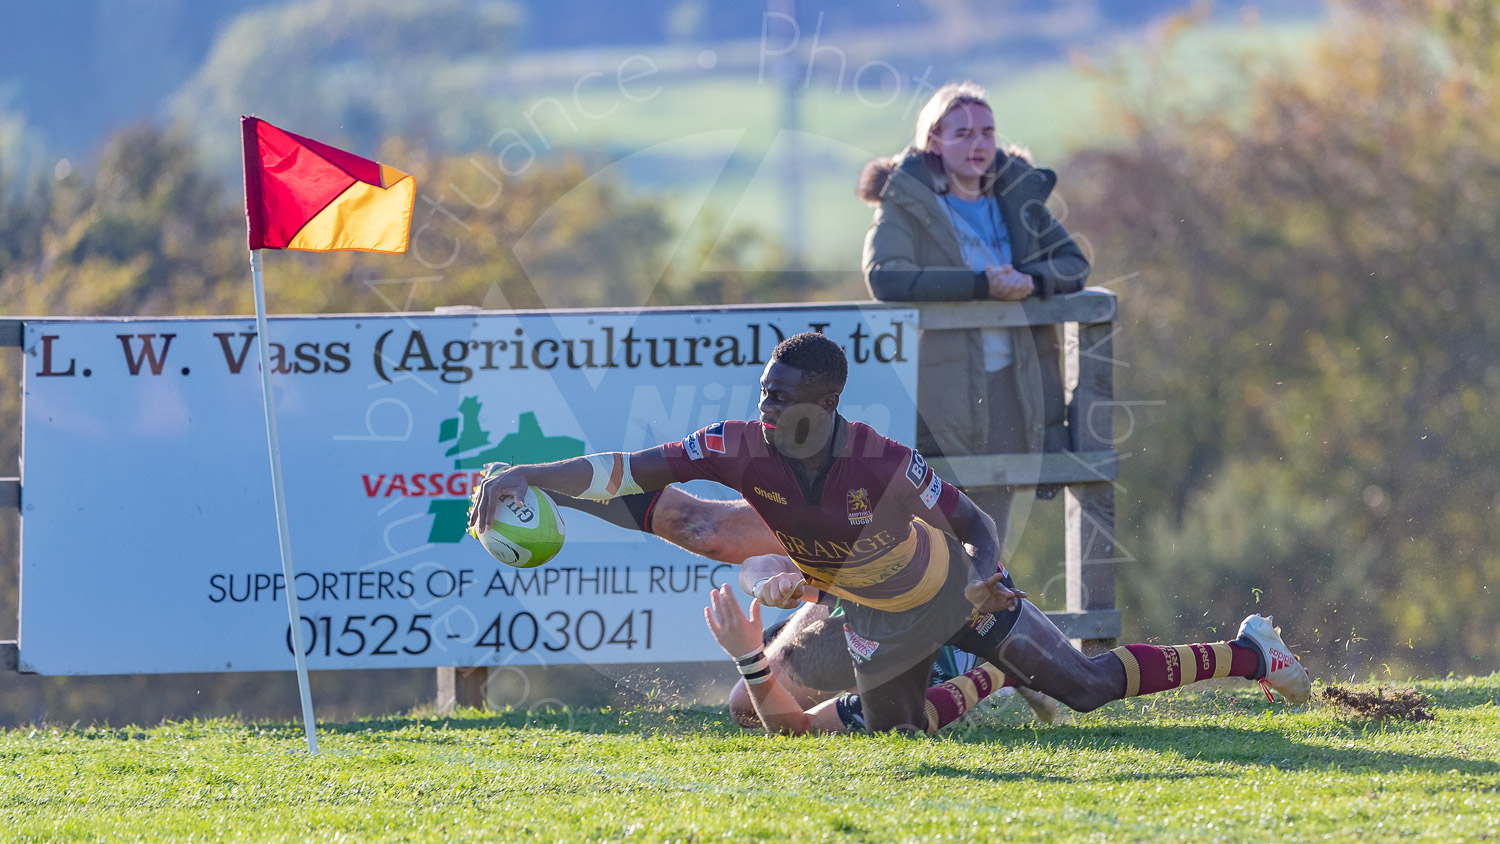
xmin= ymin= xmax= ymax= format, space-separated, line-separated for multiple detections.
xmin=942 ymin=195 xmax=1012 ymax=269
xmin=942 ymin=195 xmax=1014 ymax=370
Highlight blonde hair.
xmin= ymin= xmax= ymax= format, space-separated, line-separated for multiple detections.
xmin=913 ymin=81 xmax=990 ymax=153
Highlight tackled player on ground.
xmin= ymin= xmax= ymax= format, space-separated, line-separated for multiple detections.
xmin=545 ymin=482 xmax=1058 ymax=727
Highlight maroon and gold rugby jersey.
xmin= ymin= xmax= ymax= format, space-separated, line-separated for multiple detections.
xmin=661 ymin=418 xmax=963 ymax=612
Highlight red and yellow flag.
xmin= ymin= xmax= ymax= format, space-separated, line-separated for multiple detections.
xmin=241 ymin=116 xmax=414 ymax=253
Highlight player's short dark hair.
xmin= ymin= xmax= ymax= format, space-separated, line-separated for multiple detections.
xmin=771 ymin=332 xmax=848 ymax=393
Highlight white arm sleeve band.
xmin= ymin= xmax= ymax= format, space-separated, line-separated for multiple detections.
xmin=578 ymin=453 xmax=645 ymax=501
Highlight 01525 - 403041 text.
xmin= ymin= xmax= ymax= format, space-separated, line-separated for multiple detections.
xmin=284 ymin=608 xmax=656 ymax=658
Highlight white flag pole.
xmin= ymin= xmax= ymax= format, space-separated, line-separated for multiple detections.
xmin=249 ymin=249 xmax=319 ymax=755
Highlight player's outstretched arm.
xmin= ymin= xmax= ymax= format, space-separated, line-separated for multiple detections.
xmin=469 ymin=447 xmax=675 ymax=533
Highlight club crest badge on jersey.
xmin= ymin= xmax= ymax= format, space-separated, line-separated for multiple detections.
xmin=846 ymin=487 xmax=873 ymax=525
xmin=843 ymin=624 xmax=880 ymax=662
xmin=703 ymin=421 xmax=726 ymax=454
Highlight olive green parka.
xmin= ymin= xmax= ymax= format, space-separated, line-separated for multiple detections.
xmin=860 ymin=147 xmax=1091 ymax=458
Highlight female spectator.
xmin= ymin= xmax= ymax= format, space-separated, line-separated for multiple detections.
xmin=859 ymin=80 xmax=1089 ymax=543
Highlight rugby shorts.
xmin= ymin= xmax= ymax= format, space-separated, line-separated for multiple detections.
xmin=838 ymin=532 xmax=1022 ymax=686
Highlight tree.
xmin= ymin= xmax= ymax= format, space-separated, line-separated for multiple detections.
xmin=172 ymin=0 xmax=520 ymax=167
xmin=1064 ymin=1 xmax=1500 ymax=675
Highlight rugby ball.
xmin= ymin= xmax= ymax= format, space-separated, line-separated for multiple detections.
xmin=468 ymin=487 xmax=566 ymax=568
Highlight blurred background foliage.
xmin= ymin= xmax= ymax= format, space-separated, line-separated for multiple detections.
xmin=2 ymin=0 xmax=1498 ymax=724
xmin=1052 ymin=0 xmax=1500 ymax=678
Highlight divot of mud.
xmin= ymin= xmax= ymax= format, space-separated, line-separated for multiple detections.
xmin=1319 ymin=685 xmax=1434 ymax=721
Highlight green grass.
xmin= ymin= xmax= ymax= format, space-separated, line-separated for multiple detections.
xmin=3 ymin=676 xmax=1498 ymax=841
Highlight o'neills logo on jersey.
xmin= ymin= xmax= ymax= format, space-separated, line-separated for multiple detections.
xmin=846 ymin=488 xmax=873 ymax=525
xmin=843 ymin=624 xmax=880 ymax=662
xmin=754 ymin=486 xmax=787 ymax=505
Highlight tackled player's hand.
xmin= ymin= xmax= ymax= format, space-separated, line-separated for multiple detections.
xmin=703 ymin=584 xmax=763 ymax=658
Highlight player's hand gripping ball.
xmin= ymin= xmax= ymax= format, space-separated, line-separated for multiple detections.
xmin=467 ymin=464 xmax=566 ymax=568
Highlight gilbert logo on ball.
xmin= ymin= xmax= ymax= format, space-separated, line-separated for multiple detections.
xmin=468 ymin=487 xmax=566 ymax=568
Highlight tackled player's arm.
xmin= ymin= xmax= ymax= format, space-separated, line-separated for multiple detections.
xmin=704 ymin=585 xmax=843 ymax=735
xmin=469 ymin=447 xmax=676 ymax=533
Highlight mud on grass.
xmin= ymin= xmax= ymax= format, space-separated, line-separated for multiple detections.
xmin=1320 ymin=684 xmax=1435 ymax=722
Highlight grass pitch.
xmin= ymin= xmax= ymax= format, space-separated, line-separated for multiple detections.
xmin=2 ymin=676 xmax=1497 ymax=842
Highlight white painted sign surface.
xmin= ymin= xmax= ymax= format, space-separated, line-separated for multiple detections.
xmin=19 ymin=307 xmax=918 ymax=675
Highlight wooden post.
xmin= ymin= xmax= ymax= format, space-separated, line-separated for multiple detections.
xmin=918 ymin=291 xmax=1122 ymax=645
xmin=436 ymin=666 xmax=488 ymax=712
xmin=1066 ymin=318 xmax=1119 ymax=655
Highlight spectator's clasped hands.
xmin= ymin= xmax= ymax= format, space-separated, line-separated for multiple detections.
xmin=986 ymin=265 xmax=1033 ymax=301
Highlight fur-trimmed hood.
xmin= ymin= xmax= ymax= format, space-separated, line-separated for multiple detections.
xmin=856 ymin=145 xmax=1050 ymax=206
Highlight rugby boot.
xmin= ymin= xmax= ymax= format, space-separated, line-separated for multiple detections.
xmin=1235 ymin=614 xmax=1311 ymax=704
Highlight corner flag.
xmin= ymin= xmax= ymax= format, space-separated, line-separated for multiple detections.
xmin=241 ymin=116 xmax=414 ymax=253
xmin=239 ymin=117 xmax=415 ymax=755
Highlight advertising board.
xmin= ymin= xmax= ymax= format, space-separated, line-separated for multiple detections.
xmin=18 ymin=307 xmax=918 ymax=675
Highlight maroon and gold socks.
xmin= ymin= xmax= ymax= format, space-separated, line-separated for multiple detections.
xmin=1108 ymin=642 xmax=1260 ymax=697
xmin=923 ymin=662 xmax=1015 ymax=732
